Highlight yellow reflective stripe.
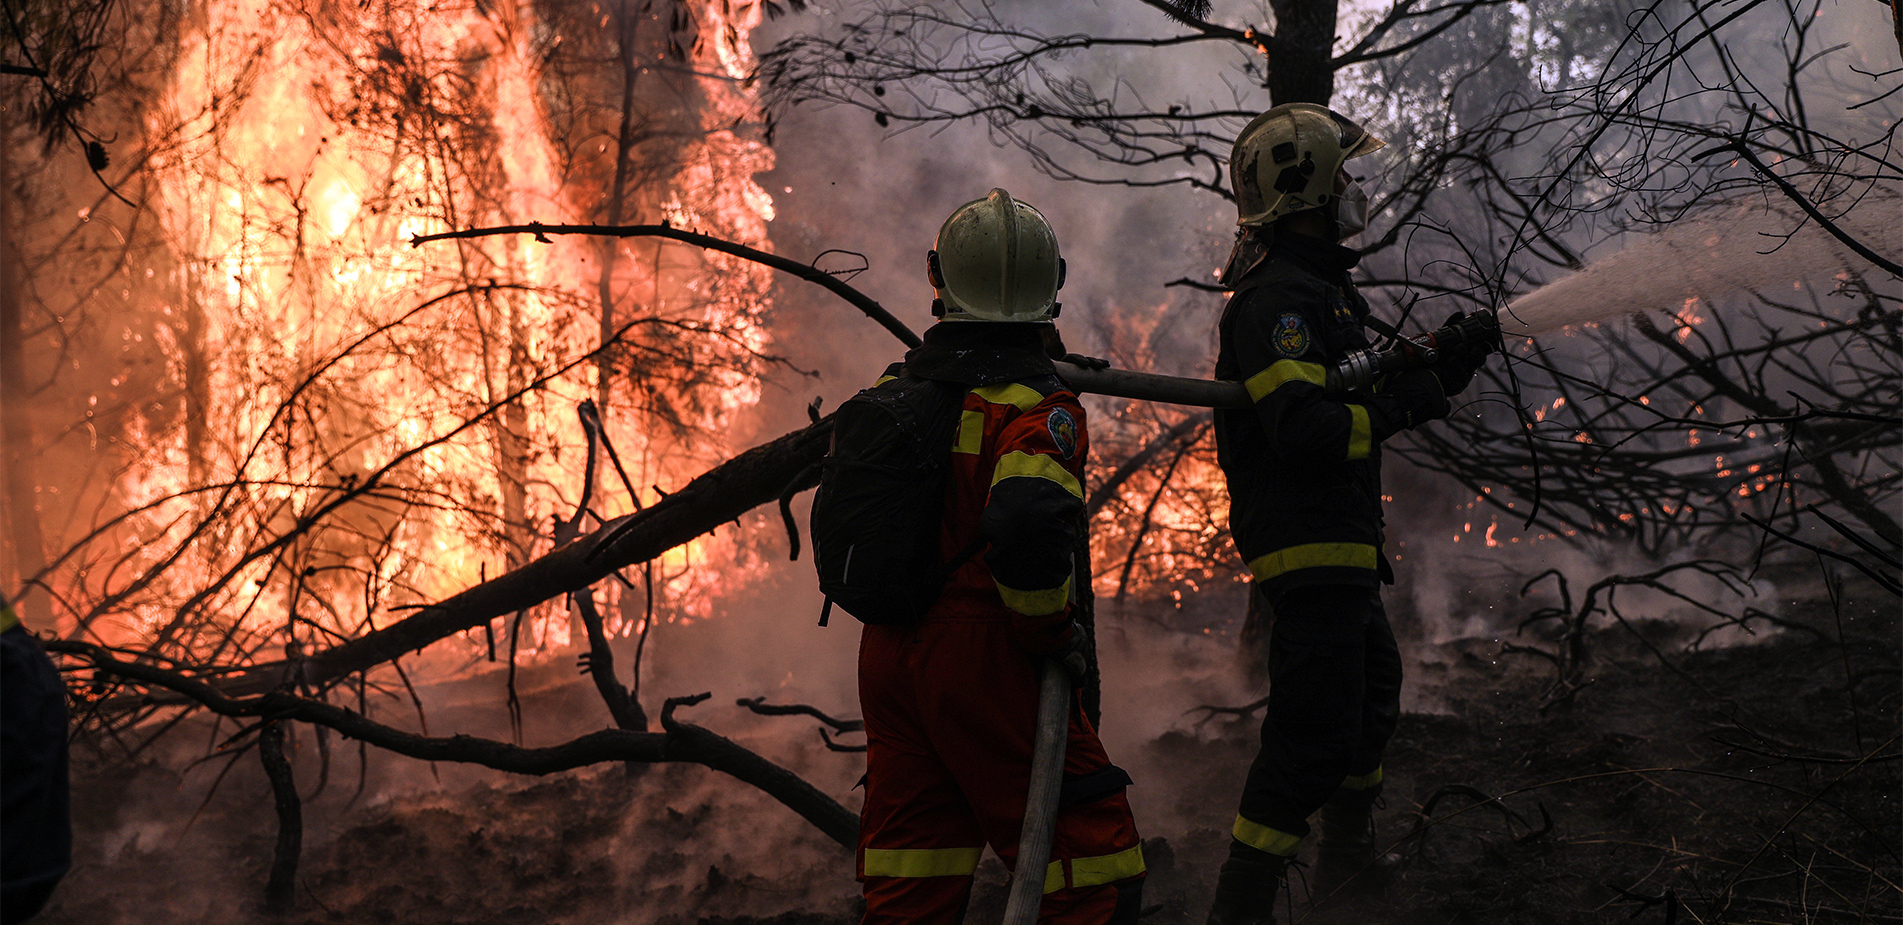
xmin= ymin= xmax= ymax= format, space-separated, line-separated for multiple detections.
xmin=0 ymin=603 xmax=18 ymax=633
xmin=1058 ymin=844 xmax=1147 ymax=892
xmin=874 ymin=374 xmax=898 ymax=386
xmin=1243 ymin=359 xmax=1327 ymax=402
xmin=997 ymin=576 xmax=1071 ymax=617
xmin=953 ymin=410 xmax=985 ymax=455
xmin=1045 ymin=858 xmax=1066 ymax=894
xmin=1347 ymin=404 xmax=1371 ymax=460
xmin=1341 ymin=766 xmax=1383 ymax=791
xmin=992 ymin=451 xmax=1083 ymax=499
xmin=1233 ymin=815 xmax=1302 ymax=857
xmin=972 ymin=382 xmax=1046 ymax=412
xmin=1246 ymin=543 xmax=1380 ymax=582
xmin=862 ymin=846 xmax=983 ymax=878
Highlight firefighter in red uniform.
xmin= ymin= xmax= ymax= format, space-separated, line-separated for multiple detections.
xmin=856 ymin=189 xmax=1146 ymax=925
xmin=1205 ymin=105 xmax=1491 ymax=924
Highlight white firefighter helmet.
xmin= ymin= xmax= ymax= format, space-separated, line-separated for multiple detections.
xmin=928 ymin=188 xmax=1065 ymax=322
xmin=1230 ymin=102 xmax=1385 ymax=228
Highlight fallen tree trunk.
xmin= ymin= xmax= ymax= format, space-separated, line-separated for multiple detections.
xmin=302 ymin=415 xmax=836 ymax=686
xmin=272 ymin=367 xmax=1237 ymax=691
xmin=103 ymin=359 xmax=1248 ymax=710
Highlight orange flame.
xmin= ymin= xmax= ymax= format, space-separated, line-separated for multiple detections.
xmin=29 ymin=2 xmax=779 ymax=660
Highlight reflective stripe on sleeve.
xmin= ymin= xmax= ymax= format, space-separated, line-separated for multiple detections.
xmin=992 ymin=451 xmax=1083 ymax=499
xmin=1347 ymin=404 xmax=1372 ymax=460
xmin=1232 ymin=815 xmax=1302 ymax=857
xmin=1243 ymin=359 xmax=1327 ymax=402
xmin=873 ymin=374 xmax=898 ymax=386
xmin=861 ymin=846 xmax=984 ymax=878
xmin=954 ymin=410 xmax=986 ymax=455
xmin=996 ymin=576 xmax=1071 ymax=617
xmin=1055 ymin=843 xmax=1147 ymax=892
xmin=972 ymin=382 xmax=1047 ymax=412
xmin=1245 ymin=542 xmax=1380 ymax=582
xmin=1341 ymin=766 xmax=1383 ymax=791
xmin=0 ymin=603 xmax=17 ymax=633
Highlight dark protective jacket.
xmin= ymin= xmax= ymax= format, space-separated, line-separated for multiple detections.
xmin=1213 ymin=233 xmax=1412 ymax=600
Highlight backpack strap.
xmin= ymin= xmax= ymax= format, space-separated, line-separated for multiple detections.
xmin=943 ymin=537 xmax=986 ymax=581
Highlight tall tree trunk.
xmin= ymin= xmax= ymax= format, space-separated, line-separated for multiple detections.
xmin=1266 ymin=0 xmax=1339 ymax=104
xmin=596 ymin=0 xmax=644 ymax=420
xmin=0 ymin=104 xmax=48 ymax=618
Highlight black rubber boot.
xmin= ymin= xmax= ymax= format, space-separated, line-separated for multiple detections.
xmin=1311 ymin=790 xmax=1391 ymax=900
xmin=1205 ymin=840 xmax=1287 ymax=925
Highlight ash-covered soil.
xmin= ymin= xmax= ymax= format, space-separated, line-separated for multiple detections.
xmin=37 ymin=576 xmax=1898 ymax=925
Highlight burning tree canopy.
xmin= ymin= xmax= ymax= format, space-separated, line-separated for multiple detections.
xmin=1 ymin=0 xmax=1898 ymax=922
xmin=4 ymin=0 xmax=785 ymax=656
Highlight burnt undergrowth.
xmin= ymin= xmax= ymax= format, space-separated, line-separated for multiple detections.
xmin=36 ymin=572 xmax=1898 ymax=925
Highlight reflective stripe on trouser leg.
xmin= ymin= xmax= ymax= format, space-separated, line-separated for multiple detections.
xmin=861 ymin=846 xmax=983 ymax=878
xmin=1041 ymin=843 xmax=1147 ymax=893
xmin=1235 ymin=584 xmax=1395 ymax=840
xmin=1339 ymin=766 xmax=1383 ymax=792
xmin=858 ymin=623 xmax=992 ymax=925
xmin=863 ymin=618 xmax=1145 ymax=925
xmin=1023 ymin=779 xmax=1147 ymax=925
xmin=1232 ymin=814 xmax=1303 ymax=857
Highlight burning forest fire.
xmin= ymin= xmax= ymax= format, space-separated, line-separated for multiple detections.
xmin=2 ymin=0 xmax=1896 ymax=923
xmin=16 ymin=0 xmax=782 ymax=663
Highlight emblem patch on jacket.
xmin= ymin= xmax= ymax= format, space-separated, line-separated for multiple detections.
xmin=1329 ymin=288 xmax=1355 ymax=323
xmin=1047 ymin=407 xmax=1079 ymax=458
xmin=1273 ymin=312 xmax=1311 ymax=358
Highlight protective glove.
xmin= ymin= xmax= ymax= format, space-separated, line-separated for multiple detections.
xmin=1427 ymin=311 xmax=1492 ymax=396
xmin=1429 ymin=352 xmax=1482 ymax=396
xmin=1369 ymin=367 xmax=1450 ymax=438
xmin=1056 ymin=622 xmax=1091 ymax=685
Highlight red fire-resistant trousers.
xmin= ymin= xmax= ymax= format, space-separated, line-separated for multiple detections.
xmin=857 ymin=615 xmax=1146 ymax=925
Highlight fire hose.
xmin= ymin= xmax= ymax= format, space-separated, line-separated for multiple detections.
xmin=1001 ymin=658 xmax=1071 ymax=925
xmin=1056 ymin=309 xmax=1503 ymax=407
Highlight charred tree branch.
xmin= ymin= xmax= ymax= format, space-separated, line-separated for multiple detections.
xmin=258 ymin=719 xmax=301 ymax=914
xmin=1742 ymin=513 xmax=1903 ymax=595
xmin=47 ymin=641 xmax=859 ymax=849
xmin=413 ymin=223 xmax=922 ymax=349
xmin=735 ymin=696 xmax=864 ymax=733
xmin=299 ymin=416 xmax=834 ymax=687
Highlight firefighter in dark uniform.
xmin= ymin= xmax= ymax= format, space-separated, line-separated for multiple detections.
xmin=1205 ymin=104 xmax=1491 ymax=924
xmin=856 ymin=190 xmax=1146 ymax=925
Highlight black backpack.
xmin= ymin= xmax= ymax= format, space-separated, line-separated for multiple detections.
xmin=810 ymin=370 xmax=978 ymax=626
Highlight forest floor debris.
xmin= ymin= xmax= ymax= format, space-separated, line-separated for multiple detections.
xmin=36 ymin=577 xmax=1898 ymax=925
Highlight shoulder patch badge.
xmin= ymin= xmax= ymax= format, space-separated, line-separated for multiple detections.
xmin=1273 ymin=311 xmax=1311 ymax=358
xmin=1046 ymin=407 xmax=1079 ymax=459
